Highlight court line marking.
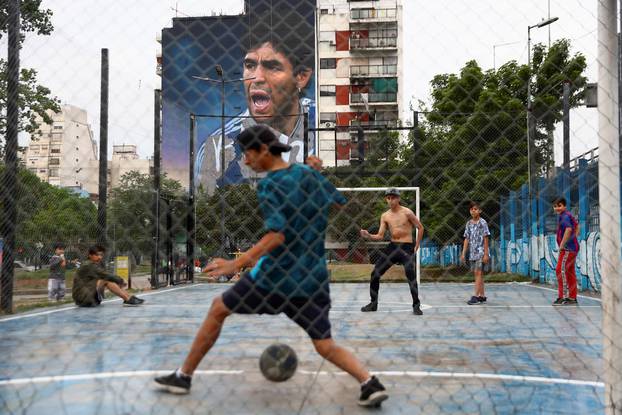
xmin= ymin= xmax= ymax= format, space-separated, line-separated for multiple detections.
xmin=513 ymin=282 xmax=602 ymax=302
xmin=132 ymin=304 xmax=600 ymax=310
xmin=0 ymin=283 xmax=205 ymax=323
xmin=0 ymin=369 xmax=603 ymax=388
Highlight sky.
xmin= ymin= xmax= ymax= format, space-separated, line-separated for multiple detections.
xmin=2 ymin=0 xmax=601 ymax=164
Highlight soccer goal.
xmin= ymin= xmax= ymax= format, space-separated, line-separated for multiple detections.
xmin=327 ymin=187 xmax=421 ymax=285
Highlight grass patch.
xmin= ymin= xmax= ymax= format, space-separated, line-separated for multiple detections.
xmin=328 ymin=263 xmax=529 ymax=283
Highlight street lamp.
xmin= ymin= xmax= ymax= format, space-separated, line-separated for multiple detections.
xmin=526 ymin=16 xmax=559 ymax=199
xmin=193 ymin=68 xmax=255 ymax=257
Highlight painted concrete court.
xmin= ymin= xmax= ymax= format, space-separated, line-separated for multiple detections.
xmin=0 ymin=282 xmax=604 ymax=414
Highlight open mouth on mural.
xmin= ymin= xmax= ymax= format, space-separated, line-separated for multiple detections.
xmin=250 ymin=90 xmax=272 ymax=114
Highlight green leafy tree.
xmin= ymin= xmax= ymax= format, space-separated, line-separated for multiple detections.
xmin=107 ymin=171 xmax=183 ymax=260
xmin=0 ymin=0 xmax=59 ymax=156
xmin=404 ymin=39 xmax=586 ymax=244
xmin=0 ymin=165 xmax=97 ymax=258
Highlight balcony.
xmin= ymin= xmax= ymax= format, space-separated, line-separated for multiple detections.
xmin=350 ymin=64 xmax=397 ymax=78
xmin=350 ymin=8 xmax=397 ymax=22
xmin=350 ymin=92 xmax=397 ymax=106
xmin=350 ymin=36 xmax=397 ymax=51
xmin=349 ymin=119 xmax=399 ymax=132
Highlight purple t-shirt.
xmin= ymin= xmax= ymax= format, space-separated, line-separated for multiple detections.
xmin=556 ymin=211 xmax=579 ymax=252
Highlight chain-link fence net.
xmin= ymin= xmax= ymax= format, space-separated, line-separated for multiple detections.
xmin=1 ymin=0 xmax=621 ymax=414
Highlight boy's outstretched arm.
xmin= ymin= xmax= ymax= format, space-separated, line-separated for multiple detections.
xmin=204 ymin=231 xmax=285 ymax=276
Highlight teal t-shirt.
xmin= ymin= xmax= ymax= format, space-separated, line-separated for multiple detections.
xmin=249 ymin=163 xmax=346 ymax=297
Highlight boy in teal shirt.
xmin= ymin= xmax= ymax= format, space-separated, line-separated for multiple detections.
xmin=155 ymin=125 xmax=388 ymax=407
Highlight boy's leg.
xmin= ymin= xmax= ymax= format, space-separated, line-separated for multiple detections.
xmin=367 ymin=249 xmax=394 ymax=307
xmin=400 ymin=250 xmax=421 ymax=309
xmin=312 ymin=338 xmax=369 ymax=382
xmin=58 ymin=280 xmax=66 ymax=300
xmin=181 ymin=296 xmax=231 ymax=375
xmin=96 ymin=280 xmax=130 ymax=301
xmin=555 ymin=251 xmax=568 ymax=299
xmin=48 ymin=279 xmax=56 ymax=300
xmin=564 ymin=251 xmax=578 ymax=299
xmin=474 ymin=268 xmax=484 ymax=297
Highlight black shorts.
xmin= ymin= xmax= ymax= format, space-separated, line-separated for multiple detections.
xmin=221 ymin=273 xmax=332 ymax=340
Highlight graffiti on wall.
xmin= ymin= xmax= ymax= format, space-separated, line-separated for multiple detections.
xmin=502 ymin=232 xmax=602 ymax=291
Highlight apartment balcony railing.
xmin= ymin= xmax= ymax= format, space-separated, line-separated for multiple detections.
xmin=349 ymin=119 xmax=399 ymax=131
xmin=350 ymin=8 xmax=397 ymax=21
xmin=350 ymin=36 xmax=397 ymax=50
xmin=350 ymin=93 xmax=398 ymax=105
xmin=350 ymin=64 xmax=397 ymax=77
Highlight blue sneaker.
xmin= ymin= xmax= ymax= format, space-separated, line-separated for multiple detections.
xmin=467 ymin=296 xmax=480 ymax=305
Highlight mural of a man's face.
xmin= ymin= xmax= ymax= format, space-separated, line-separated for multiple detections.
xmin=243 ymin=42 xmax=311 ymax=131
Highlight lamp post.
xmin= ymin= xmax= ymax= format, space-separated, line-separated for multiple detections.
xmin=526 ymin=16 xmax=559 ymax=199
xmin=193 ymin=69 xmax=255 ymax=257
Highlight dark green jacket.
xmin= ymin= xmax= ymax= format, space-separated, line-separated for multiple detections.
xmin=72 ymin=260 xmax=124 ymax=306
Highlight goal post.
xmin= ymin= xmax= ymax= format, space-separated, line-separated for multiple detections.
xmin=329 ymin=187 xmax=421 ymax=286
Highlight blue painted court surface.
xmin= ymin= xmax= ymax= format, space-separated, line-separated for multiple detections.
xmin=0 ymin=282 xmax=604 ymax=414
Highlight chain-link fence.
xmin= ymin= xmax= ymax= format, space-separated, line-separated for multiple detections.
xmin=1 ymin=0 xmax=621 ymax=414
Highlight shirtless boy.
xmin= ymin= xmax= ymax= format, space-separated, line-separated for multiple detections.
xmin=359 ymin=188 xmax=424 ymax=315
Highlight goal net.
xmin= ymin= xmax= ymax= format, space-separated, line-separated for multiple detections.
xmin=327 ymin=187 xmax=421 ymax=285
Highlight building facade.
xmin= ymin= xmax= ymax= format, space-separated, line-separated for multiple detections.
xmin=23 ymin=106 xmax=152 ymax=196
xmin=23 ymin=105 xmax=99 ymax=193
xmin=317 ymin=0 xmax=403 ymax=167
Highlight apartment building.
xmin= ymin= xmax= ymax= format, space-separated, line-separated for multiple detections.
xmin=23 ymin=104 xmax=99 ymax=193
xmin=23 ymin=106 xmax=152 ymax=196
xmin=107 ymin=144 xmax=152 ymax=189
xmin=317 ymin=0 xmax=403 ymax=166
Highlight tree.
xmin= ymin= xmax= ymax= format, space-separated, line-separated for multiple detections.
xmin=531 ymin=39 xmax=587 ymax=174
xmin=0 ymin=165 xmax=98 ymax=259
xmin=0 ymin=0 xmax=54 ymax=43
xmin=402 ymin=39 xmax=586 ymax=244
xmin=108 ymin=171 xmax=183 ymax=260
xmin=0 ymin=0 xmax=59 ymax=156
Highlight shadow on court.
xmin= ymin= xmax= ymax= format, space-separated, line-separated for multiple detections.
xmin=0 ymin=282 xmax=604 ymax=414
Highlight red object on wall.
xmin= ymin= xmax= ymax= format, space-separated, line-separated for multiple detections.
xmin=336 ymin=112 xmax=356 ymax=126
xmin=336 ymin=85 xmax=350 ymax=105
xmin=336 ymin=139 xmax=351 ymax=160
xmin=335 ymin=31 xmax=350 ymax=51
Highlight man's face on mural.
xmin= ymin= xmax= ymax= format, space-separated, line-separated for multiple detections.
xmin=243 ymin=42 xmax=310 ymax=130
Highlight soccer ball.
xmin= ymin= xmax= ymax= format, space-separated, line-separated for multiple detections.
xmin=259 ymin=343 xmax=298 ymax=382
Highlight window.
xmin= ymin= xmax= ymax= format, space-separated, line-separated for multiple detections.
xmin=320 ymin=8 xmax=328 ymax=14
xmin=51 ymin=145 xmax=61 ymax=154
xmin=53 ymin=125 xmax=63 ymax=130
xmin=320 ymin=85 xmax=336 ymax=96
xmin=319 ymin=112 xmax=336 ymax=125
xmin=49 ymin=158 xmax=60 ymax=165
xmin=320 ymin=58 xmax=336 ymax=69
xmin=49 ymin=168 xmax=59 ymax=177
xmin=39 ymin=169 xmax=47 ymax=173
xmin=30 ymin=145 xmax=40 ymax=151
xmin=319 ymin=31 xmax=333 ymax=43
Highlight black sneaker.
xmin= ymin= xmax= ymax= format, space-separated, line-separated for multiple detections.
xmin=123 ymin=295 xmax=144 ymax=307
xmin=478 ymin=296 xmax=487 ymax=303
xmin=358 ymin=376 xmax=388 ymax=407
xmin=361 ymin=302 xmax=378 ymax=312
xmin=413 ymin=305 xmax=423 ymax=315
xmin=154 ymin=371 xmax=191 ymax=394
xmin=467 ymin=296 xmax=480 ymax=305
xmin=562 ymin=298 xmax=578 ymax=306
xmin=552 ymin=298 xmax=565 ymax=306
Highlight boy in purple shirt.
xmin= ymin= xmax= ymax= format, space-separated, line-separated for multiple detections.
xmin=552 ymin=197 xmax=579 ymax=305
